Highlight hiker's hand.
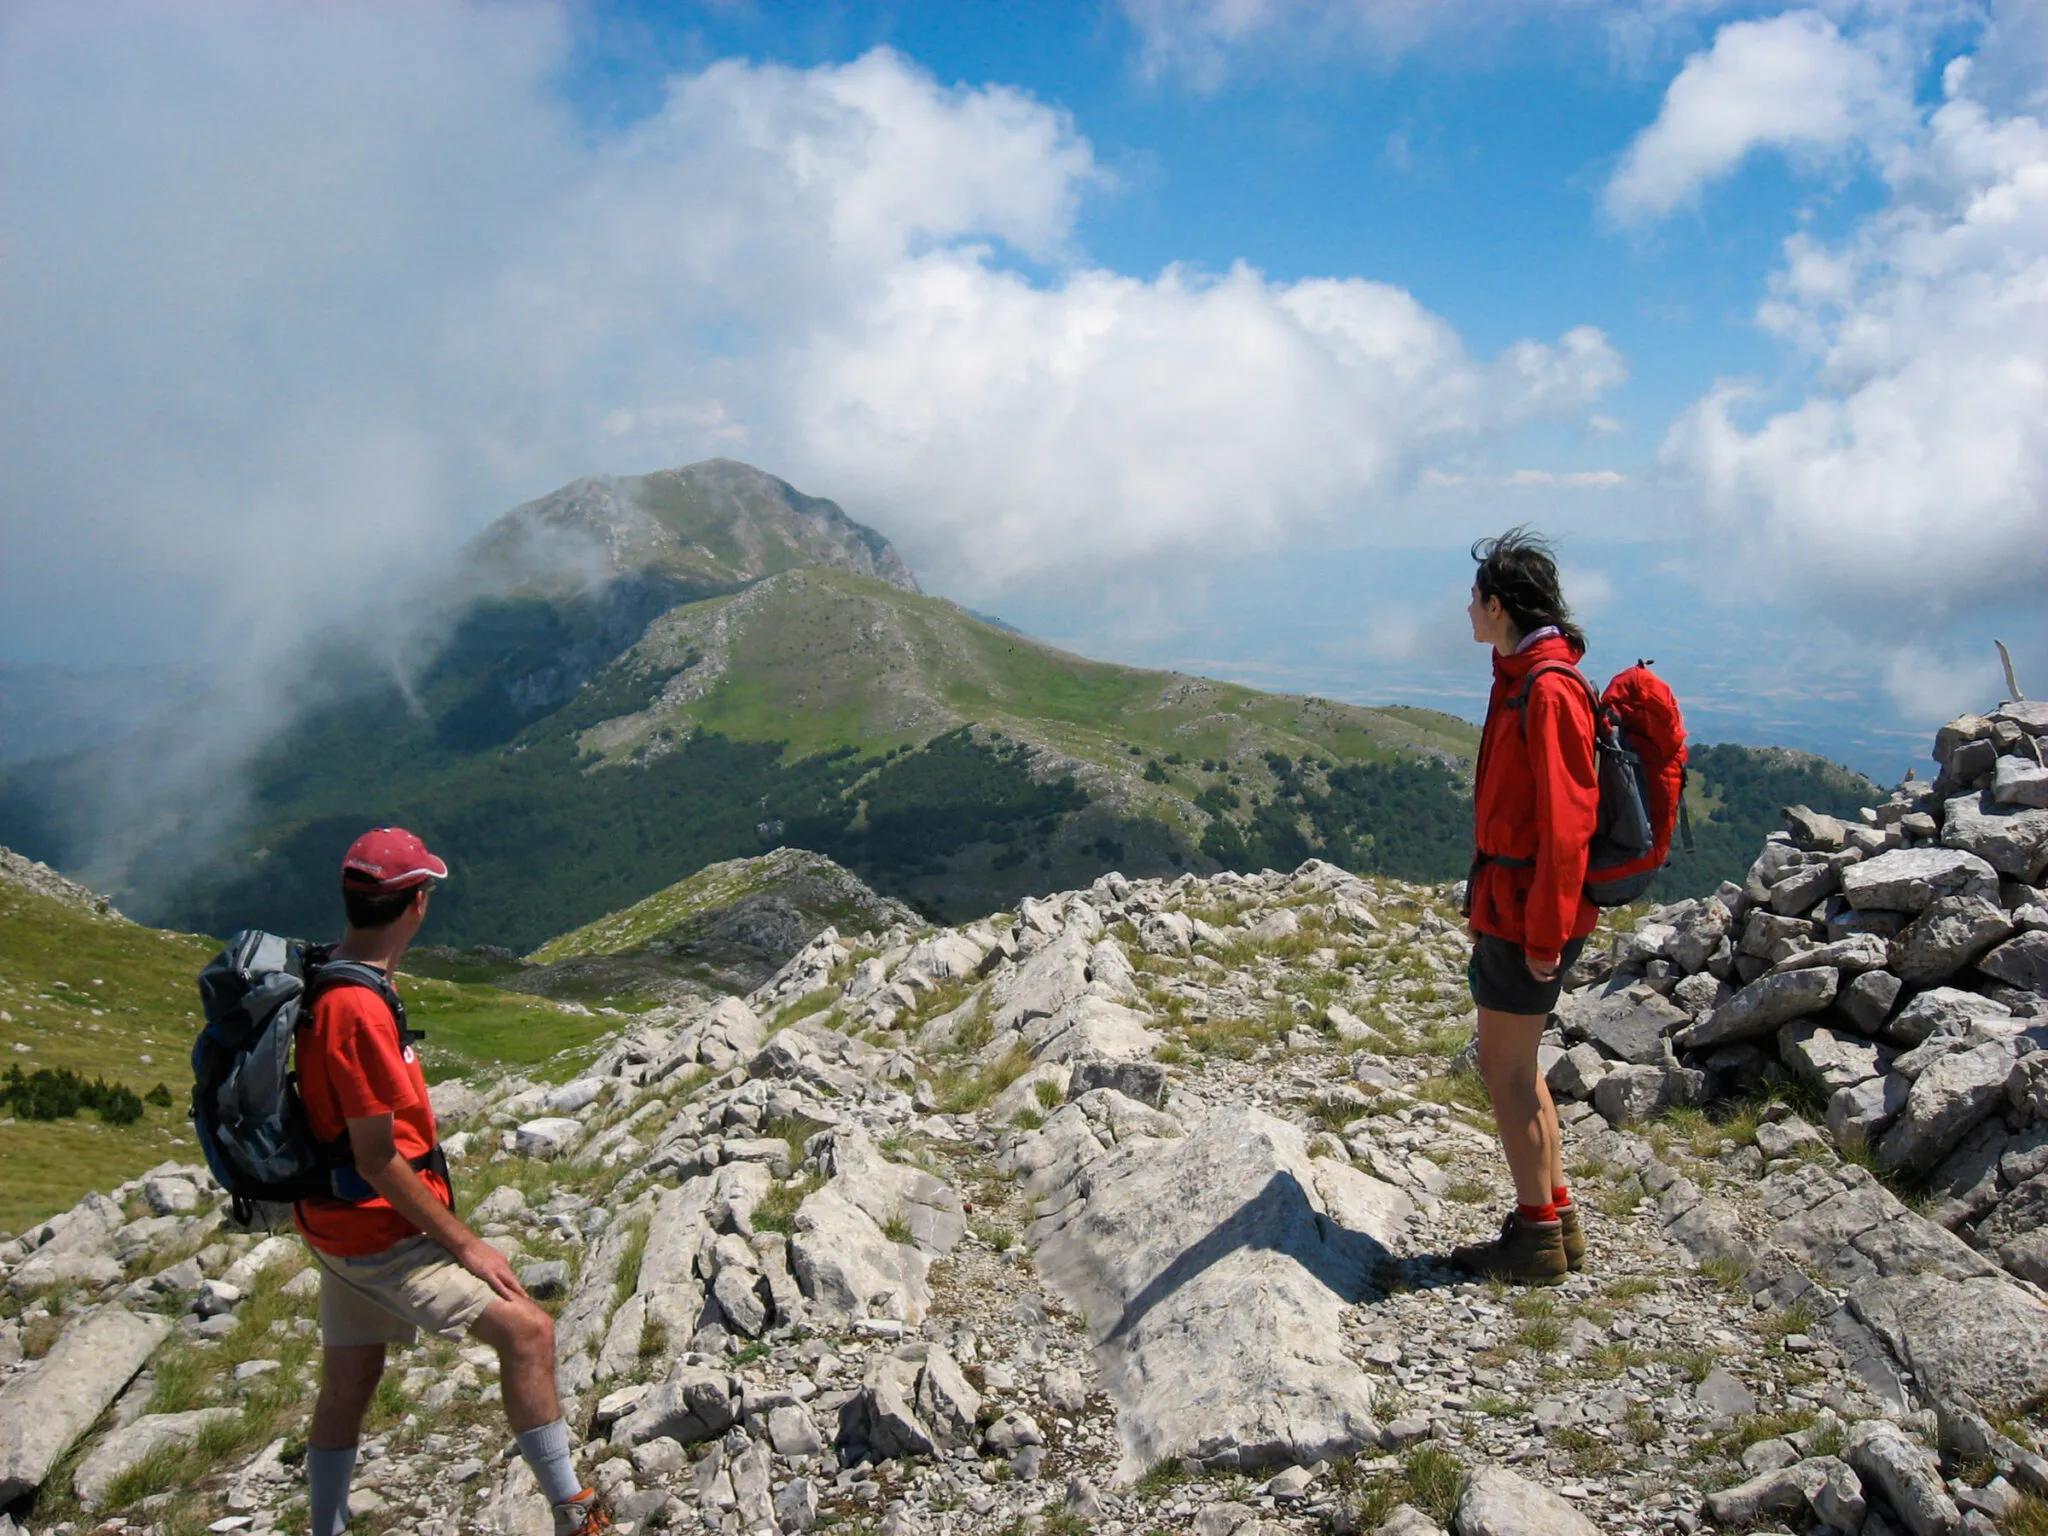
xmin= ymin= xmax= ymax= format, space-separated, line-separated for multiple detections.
xmin=457 ymin=1238 xmax=528 ymax=1302
xmin=1524 ymin=953 xmax=1560 ymax=983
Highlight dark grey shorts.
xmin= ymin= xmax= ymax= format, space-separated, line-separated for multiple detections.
xmin=1467 ymin=933 xmax=1587 ymax=1016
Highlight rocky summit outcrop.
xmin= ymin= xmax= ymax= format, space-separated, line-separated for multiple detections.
xmin=5 ymin=710 xmax=2047 ymax=1536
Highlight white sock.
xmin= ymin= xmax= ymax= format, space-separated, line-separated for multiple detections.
xmin=306 ymin=1444 xmax=357 ymax=1536
xmin=515 ymin=1418 xmax=583 ymax=1506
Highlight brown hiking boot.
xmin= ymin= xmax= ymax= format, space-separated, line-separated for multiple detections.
xmin=1558 ymin=1201 xmax=1586 ymax=1271
xmin=1450 ymin=1211 xmax=1568 ymax=1285
xmin=553 ymin=1490 xmax=613 ymax=1536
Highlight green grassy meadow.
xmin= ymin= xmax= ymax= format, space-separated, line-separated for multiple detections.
xmin=0 ymin=883 xmax=614 ymax=1235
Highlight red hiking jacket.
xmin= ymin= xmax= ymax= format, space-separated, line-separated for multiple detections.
xmin=1469 ymin=633 xmax=1601 ymax=970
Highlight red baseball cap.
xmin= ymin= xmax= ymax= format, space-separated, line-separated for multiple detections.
xmin=340 ymin=827 xmax=449 ymax=893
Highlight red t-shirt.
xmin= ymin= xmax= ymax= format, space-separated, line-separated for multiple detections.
xmin=294 ymin=979 xmax=449 ymax=1258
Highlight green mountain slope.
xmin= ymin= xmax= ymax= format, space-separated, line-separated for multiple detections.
xmin=1653 ymin=743 xmax=1885 ymax=899
xmin=0 ymin=458 xmax=1883 ymax=959
xmin=0 ymin=852 xmax=613 ymax=1235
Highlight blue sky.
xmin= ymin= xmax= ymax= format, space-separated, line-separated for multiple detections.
xmin=1 ymin=0 xmax=2042 ymax=784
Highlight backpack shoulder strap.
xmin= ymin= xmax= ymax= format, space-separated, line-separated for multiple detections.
xmin=1507 ymin=661 xmax=1600 ymax=739
xmin=303 ymin=960 xmax=421 ymax=1047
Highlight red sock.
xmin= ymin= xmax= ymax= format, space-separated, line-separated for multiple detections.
xmin=1518 ymin=1201 xmax=1559 ymax=1224
xmin=1553 ymin=1186 xmax=1572 ymax=1208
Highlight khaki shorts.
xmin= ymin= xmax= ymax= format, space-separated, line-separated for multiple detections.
xmin=311 ymin=1235 xmax=496 ymax=1349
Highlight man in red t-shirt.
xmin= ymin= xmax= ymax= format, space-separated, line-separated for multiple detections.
xmin=298 ymin=828 xmax=608 ymax=1536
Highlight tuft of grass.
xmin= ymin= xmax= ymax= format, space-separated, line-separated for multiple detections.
xmin=975 ymin=1224 xmax=1017 ymax=1253
xmin=932 ymin=1046 xmax=1033 ymax=1114
xmin=1133 ymin=1459 xmax=1187 ymax=1498
xmin=1181 ymin=1013 xmax=1282 ymax=1060
xmin=765 ymin=1113 xmax=833 ymax=1167
xmin=1693 ymin=1409 xmax=1818 ymax=1463
xmin=1698 ymin=1253 xmax=1749 ymax=1290
xmin=1553 ymin=1425 xmax=1620 ymax=1474
xmin=752 ymin=1171 xmax=823 ymax=1235
xmin=1033 ymin=1078 xmax=1065 ymax=1111
xmin=148 ymin=1349 xmax=209 ymax=1414
xmin=1601 ymin=1277 xmax=1657 ymax=1302
xmin=1401 ymin=1444 xmax=1465 ymax=1526
xmin=2003 ymin=1492 xmax=2048 ymax=1536
xmin=1471 ymin=1391 xmax=1525 ymax=1419
xmin=1623 ymin=1403 xmax=1661 ymax=1446
xmin=614 ymin=1214 xmax=651 ymax=1305
xmin=1593 ymin=1184 xmax=1644 ymax=1218
xmin=771 ymin=988 xmax=840 ymax=1032
xmin=1757 ymin=1299 xmax=1819 ymax=1347
xmin=883 ymin=1213 xmax=915 ymax=1245
xmin=1586 ymin=1343 xmax=1644 ymax=1379
xmin=1010 ymin=1107 xmax=1044 ymax=1131
xmin=1445 ymin=1179 xmax=1491 ymax=1204
xmin=1664 ymin=1348 xmax=1717 ymax=1385
xmin=1514 ymin=1316 xmax=1564 ymax=1354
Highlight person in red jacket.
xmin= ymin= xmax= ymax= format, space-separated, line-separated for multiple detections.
xmin=1451 ymin=529 xmax=1601 ymax=1285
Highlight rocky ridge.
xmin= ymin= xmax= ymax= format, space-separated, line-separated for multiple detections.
xmin=2 ymin=708 xmax=2046 ymax=1536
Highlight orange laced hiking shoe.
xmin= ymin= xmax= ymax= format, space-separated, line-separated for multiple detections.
xmin=553 ymin=1489 xmax=613 ymax=1536
xmin=1449 ymin=1210 xmax=1568 ymax=1286
xmin=1558 ymin=1201 xmax=1586 ymax=1271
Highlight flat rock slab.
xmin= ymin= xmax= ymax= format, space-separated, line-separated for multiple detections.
xmin=1453 ymin=1465 xmax=1601 ymax=1536
xmin=1032 ymin=1104 xmax=1410 ymax=1480
xmin=0 ymin=1306 xmax=172 ymax=1503
xmin=1851 ymin=1273 xmax=2048 ymax=1418
xmin=75 ymin=1408 xmax=239 ymax=1510
xmin=1840 ymin=847 xmax=1999 ymax=913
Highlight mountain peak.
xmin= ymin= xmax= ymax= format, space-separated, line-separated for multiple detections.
xmin=465 ymin=458 xmax=918 ymax=596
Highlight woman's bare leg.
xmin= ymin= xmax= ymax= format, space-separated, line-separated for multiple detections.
xmin=1475 ymin=1006 xmax=1558 ymax=1208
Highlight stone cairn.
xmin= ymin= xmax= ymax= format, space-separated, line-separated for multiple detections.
xmin=1539 ymin=698 xmax=2048 ymax=1291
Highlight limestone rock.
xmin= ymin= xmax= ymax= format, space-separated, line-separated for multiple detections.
xmin=1897 ymin=896 xmax=2016 ymax=985
xmin=1828 ymin=1074 xmax=1910 ymax=1144
xmin=1070 ymin=1056 xmax=1170 ymax=1109
xmin=1980 ymin=930 xmax=2048 ymax=995
xmin=612 ymin=1366 xmax=736 ymax=1448
xmin=1944 ymin=792 xmax=2048 ymax=882
xmin=1695 ymin=1367 xmax=1756 ymax=1419
xmin=0 ymin=1306 xmax=172 ymax=1503
xmin=1778 ymin=1022 xmax=1890 ymax=1095
xmin=1888 ymin=987 xmax=2013 ymax=1046
xmin=789 ymin=1187 xmax=931 ymax=1328
xmin=1994 ymin=753 xmax=2048 ymax=809
xmin=1702 ymin=1458 xmax=1831 ymax=1526
xmin=1032 ymin=1105 xmax=1399 ymax=1478
xmin=1594 ymin=1064 xmax=1678 ymax=1125
xmin=1683 ymin=967 xmax=1838 ymax=1050
xmin=1769 ymin=932 xmax=1892 ymax=977
xmin=1876 ymin=1041 xmax=2017 ymax=1173
xmin=1839 ymin=970 xmax=1904 ymax=1034
xmin=816 ymin=1126 xmax=966 ymax=1255
xmin=1810 ymin=1456 xmax=1868 ymax=1535
xmin=1846 ymin=1422 xmax=1962 ymax=1536
xmin=1546 ymin=1043 xmax=1608 ymax=1101
xmin=840 ymin=1352 xmax=935 ymax=1461
xmin=1841 ymin=848 xmax=1999 ymax=913
xmin=1853 ymin=1272 xmax=2048 ymax=1417
xmin=1452 ymin=1465 xmax=1601 ymax=1536
xmin=1554 ymin=986 xmax=1687 ymax=1065
xmin=74 ymin=1408 xmax=238 ymax=1510
xmin=914 ymin=1344 xmax=982 ymax=1449
xmin=514 ymin=1118 xmax=584 ymax=1158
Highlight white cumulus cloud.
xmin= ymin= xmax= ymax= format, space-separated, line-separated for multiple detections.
xmin=1604 ymin=9 xmax=1913 ymax=222
xmin=0 ymin=0 xmax=1625 ymax=667
xmin=1661 ymin=55 xmax=2048 ymax=711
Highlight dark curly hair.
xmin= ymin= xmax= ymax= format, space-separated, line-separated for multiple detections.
xmin=1471 ymin=526 xmax=1585 ymax=652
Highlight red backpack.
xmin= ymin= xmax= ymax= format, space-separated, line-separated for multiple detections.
xmin=1509 ymin=660 xmax=1691 ymax=906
